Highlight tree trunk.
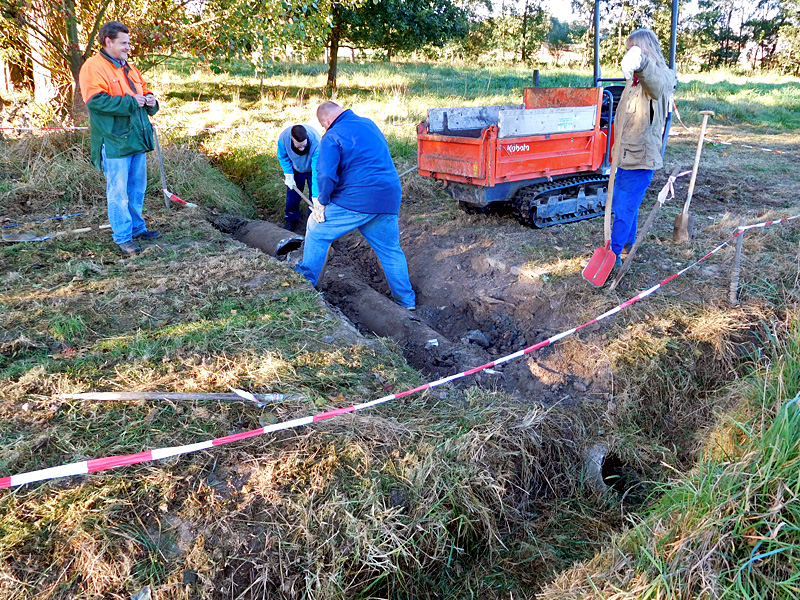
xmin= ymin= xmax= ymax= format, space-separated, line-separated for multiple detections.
xmin=0 ymin=58 xmax=9 ymax=94
xmin=64 ymin=0 xmax=88 ymax=117
xmin=27 ymin=12 xmax=57 ymax=104
xmin=68 ymin=56 xmax=86 ymax=118
xmin=326 ymin=2 xmax=341 ymax=94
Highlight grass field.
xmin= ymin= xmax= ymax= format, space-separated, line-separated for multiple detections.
xmin=1 ymin=58 xmax=799 ymax=598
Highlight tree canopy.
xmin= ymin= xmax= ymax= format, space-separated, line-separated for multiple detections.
xmin=343 ymin=0 xmax=470 ymax=60
xmin=3 ymin=0 xmax=800 ymax=118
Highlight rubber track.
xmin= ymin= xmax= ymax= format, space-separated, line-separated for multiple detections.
xmin=511 ymin=175 xmax=609 ymax=228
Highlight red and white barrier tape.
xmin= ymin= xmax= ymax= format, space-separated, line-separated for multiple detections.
xmin=672 ymin=101 xmax=800 ymax=159
xmin=739 ymin=214 xmax=800 ymax=231
xmin=1 ymin=213 xmax=798 ymax=489
xmin=0 ymin=126 xmax=89 ymax=131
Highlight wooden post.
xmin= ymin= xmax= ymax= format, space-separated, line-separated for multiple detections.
xmin=0 ymin=57 xmax=8 ymax=94
xmin=729 ymin=217 xmax=745 ymax=305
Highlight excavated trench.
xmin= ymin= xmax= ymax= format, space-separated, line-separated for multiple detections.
xmin=212 ymin=213 xmax=612 ymax=405
xmin=211 ymin=211 xmax=761 ymax=504
xmin=318 ymin=224 xmax=616 ymax=404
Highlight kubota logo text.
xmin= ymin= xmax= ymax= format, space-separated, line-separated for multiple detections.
xmin=505 ymin=143 xmax=530 ymax=154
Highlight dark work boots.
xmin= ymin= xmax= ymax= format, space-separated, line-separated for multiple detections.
xmin=133 ymin=230 xmax=162 ymax=241
xmin=118 ymin=241 xmax=142 ymax=257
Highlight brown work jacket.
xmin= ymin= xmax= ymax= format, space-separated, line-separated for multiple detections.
xmin=612 ymin=55 xmax=677 ymax=171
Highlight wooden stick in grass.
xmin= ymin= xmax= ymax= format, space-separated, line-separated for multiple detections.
xmin=57 ymin=391 xmax=304 ymax=404
xmin=729 ymin=217 xmax=746 ymax=305
xmin=610 ymin=165 xmax=682 ymax=291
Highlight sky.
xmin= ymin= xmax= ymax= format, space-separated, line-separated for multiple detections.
xmin=541 ymin=0 xmax=578 ymax=23
xmin=543 ymin=0 xmax=702 ymax=24
xmin=484 ymin=0 xmax=699 ymax=27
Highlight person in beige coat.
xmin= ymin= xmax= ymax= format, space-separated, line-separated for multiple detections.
xmin=610 ymin=28 xmax=677 ymax=265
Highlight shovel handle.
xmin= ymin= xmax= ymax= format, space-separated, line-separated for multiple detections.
xmin=604 ymin=107 xmax=625 ymax=243
xmin=292 ymin=185 xmax=314 ymax=209
xmin=54 ymin=224 xmax=112 ymax=236
xmin=682 ymin=110 xmax=713 ymax=215
xmin=397 ymin=165 xmax=417 ymax=179
xmin=153 ymin=127 xmax=170 ymax=210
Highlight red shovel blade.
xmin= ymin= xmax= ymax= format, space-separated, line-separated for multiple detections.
xmin=582 ymin=241 xmax=616 ymax=287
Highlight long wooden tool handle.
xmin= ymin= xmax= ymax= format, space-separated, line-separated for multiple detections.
xmin=153 ymin=128 xmax=170 ymax=209
xmin=604 ymin=109 xmax=625 ymax=243
xmin=53 ymin=224 xmax=112 ymax=237
xmin=397 ymin=165 xmax=417 ymax=179
xmin=292 ymin=185 xmax=314 ymax=209
xmin=610 ymin=165 xmax=680 ymax=290
xmin=682 ymin=110 xmax=713 ymax=216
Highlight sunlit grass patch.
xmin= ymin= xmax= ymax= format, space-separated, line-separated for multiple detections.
xmin=674 ymin=72 xmax=800 ymax=129
xmin=50 ymin=314 xmax=87 ymax=345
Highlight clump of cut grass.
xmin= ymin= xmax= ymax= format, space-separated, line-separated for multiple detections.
xmin=156 ymin=132 xmax=253 ymax=216
xmin=540 ymin=320 xmax=800 ymax=600
xmin=0 ymin=131 xmax=101 ymax=220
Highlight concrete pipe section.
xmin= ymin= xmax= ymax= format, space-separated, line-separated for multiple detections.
xmin=321 ymin=266 xmax=494 ymax=377
xmin=233 ymin=221 xmax=304 ymax=258
xmin=218 ymin=214 xmax=503 ymax=381
xmin=583 ymin=442 xmax=610 ymax=495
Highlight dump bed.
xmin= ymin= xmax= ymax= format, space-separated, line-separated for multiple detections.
xmin=417 ymin=87 xmax=609 ymax=191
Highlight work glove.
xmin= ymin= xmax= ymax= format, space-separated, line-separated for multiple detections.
xmin=311 ymin=197 xmax=325 ymax=223
xmin=284 ymin=173 xmax=295 ymax=189
xmin=621 ymin=46 xmax=642 ymax=80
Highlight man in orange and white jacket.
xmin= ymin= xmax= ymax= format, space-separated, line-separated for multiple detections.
xmin=79 ymin=21 xmax=161 ymax=257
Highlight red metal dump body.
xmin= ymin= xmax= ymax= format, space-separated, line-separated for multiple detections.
xmin=417 ymin=87 xmax=609 ymax=189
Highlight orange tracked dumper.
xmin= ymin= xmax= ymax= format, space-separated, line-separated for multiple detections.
xmin=416 ymin=0 xmax=678 ymax=229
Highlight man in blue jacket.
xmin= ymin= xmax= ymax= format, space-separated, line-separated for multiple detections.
xmin=277 ymin=124 xmax=320 ymax=231
xmin=296 ymin=102 xmax=415 ymax=310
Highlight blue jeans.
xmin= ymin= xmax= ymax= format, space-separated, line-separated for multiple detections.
xmin=286 ymin=171 xmax=312 ymax=227
xmin=296 ymin=203 xmax=416 ymax=309
xmin=610 ymin=168 xmax=654 ymax=257
xmin=101 ymin=147 xmax=148 ymax=244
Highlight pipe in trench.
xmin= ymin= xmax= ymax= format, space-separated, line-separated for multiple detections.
xmin=233 ymin=220 xmax=304 ymax=257
xmin=226 ymin=218 xmax=496 ymax=378
xmin=321 ymin=268 xmax=494 ymax=377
